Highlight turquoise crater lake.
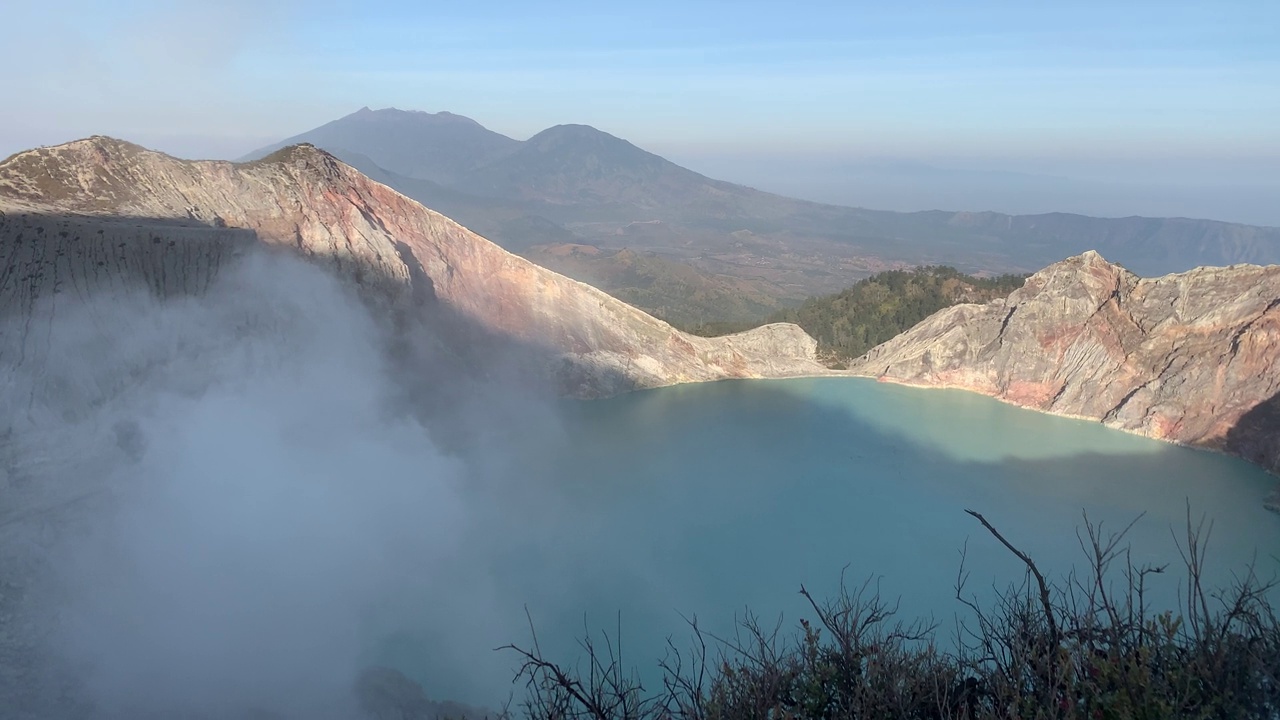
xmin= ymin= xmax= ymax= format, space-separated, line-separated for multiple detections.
xmin=372 ymin=378 xmax=1280 ymax=705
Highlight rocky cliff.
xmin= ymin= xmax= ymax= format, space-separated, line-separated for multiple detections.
xmin=0 ymin=137 xmax=824 ymax=395
xmin=849 ymin=251 xmax=1280 ymax=502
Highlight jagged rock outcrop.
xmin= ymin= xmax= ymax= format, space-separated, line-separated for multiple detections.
xmin=850 ymin=251 xmax=1280 ymax=489
xmin=0 ymin=137 xmax=824 ymax=395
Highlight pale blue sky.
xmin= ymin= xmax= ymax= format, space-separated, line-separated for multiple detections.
xmin=2 ymin=0 xmax=1277 ymax=221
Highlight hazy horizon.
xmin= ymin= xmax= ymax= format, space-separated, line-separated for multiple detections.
xmin=3 ymin=0 xmax=1277 ymax=224
xmin=6 ymin=114 xmax=1276 ymax=227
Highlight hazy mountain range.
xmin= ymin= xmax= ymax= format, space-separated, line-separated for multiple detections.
xmin=242 ymin=108 xmax=1280 ymax=326
xmin=673 ymin=153 xmax=1280 ymax=229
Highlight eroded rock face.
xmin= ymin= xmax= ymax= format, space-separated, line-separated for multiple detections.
xmin=850 ymin=251 xmax=1280 ymax=482
xmin=0 ymin=138 xmax=824 ymax=395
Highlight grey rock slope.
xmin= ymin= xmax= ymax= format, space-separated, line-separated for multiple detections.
xmin=0 ymin=137 xmax=825 ymax=396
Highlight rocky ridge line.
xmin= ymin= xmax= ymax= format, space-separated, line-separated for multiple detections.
xmin=0 ymin=137 xmax=826 ymax=396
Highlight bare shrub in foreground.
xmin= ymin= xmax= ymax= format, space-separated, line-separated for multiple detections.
xmin=501 ymin=507 xmax=1280 ymax=720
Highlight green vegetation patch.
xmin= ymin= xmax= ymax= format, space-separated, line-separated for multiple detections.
xmin=687 ymin=266 xmax=1027 ymax=367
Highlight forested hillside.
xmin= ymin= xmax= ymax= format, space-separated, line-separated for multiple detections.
xmin=773 ymin=266 xmax=1025 ymax=365
xmin=687 ymin=267 xmax=1026 ymax=366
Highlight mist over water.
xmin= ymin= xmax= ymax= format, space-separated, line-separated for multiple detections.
xmin=1 ymin=252 xmax=1278 ymax=718
xmin=0 ymin=251 xmax=565 ymax=718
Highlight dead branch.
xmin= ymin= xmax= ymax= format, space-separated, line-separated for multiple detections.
xmin=965 ymin=508 xmax=1059 ymax=649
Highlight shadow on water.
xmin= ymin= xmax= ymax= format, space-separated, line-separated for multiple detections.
xmin=1226 ymin=388 xmax=1280 ymax=482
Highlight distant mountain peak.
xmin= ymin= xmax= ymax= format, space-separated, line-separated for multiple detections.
xmin=529 ymin=124 xmax=627 ymax=144
xmin=341 ymin=107 xmax=485 ymax=128
xmin=241 ymin=108 xmax=519 ymax=183
xmin=519 ymin=124 xmax=660 ymax=164
xmin=544 ymin=123 xmax=603 ymax=133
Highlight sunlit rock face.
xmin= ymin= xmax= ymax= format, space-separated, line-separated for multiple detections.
xmin=0 ymin=137 xmax=824 ymax=397
xmin=851 ymin=250 xmax=1280 ymax=477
